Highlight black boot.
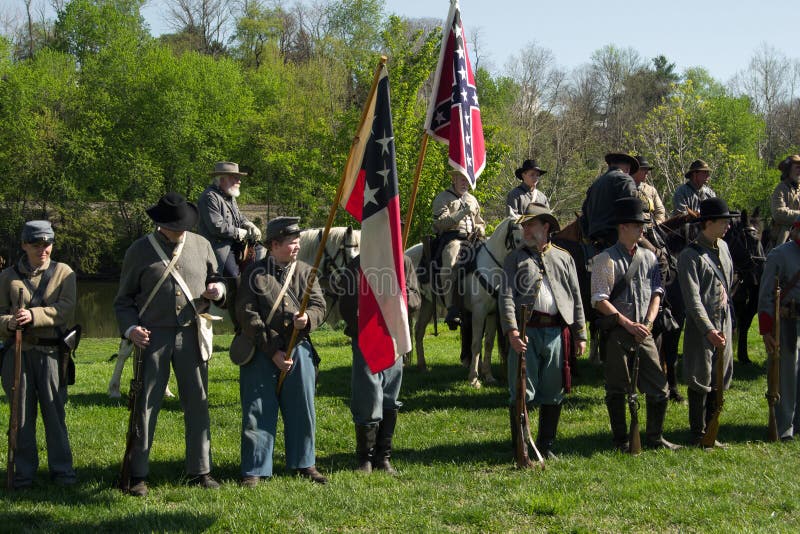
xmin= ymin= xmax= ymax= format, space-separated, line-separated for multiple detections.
xmin=536 ymin=404 xmax=562 ymax=460
xmin=644 ymin=397 xmax=681 ymax=450
xmin=606 ymin=394 xmax=629 ymax=452
xmin=374 ymin=409 xmax=398 ymax=474
xmin=688 ymin=389 xmax=706 ymax=446
xmin=355 ymin=424 xmax=377 ymax=473
xmin=666 ymin=360 xmax=685 ymax=403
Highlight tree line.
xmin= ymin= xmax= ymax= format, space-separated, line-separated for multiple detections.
xmin=1 ymin=0 xmax=798 ymax=276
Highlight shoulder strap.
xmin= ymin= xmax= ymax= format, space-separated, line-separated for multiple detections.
xmin=145 ymin=233 xmax=187 ymax=316
xmin=607 ymin=247 xmax=644 ymax=303
xmin=13 ymin=261 xmax=57 ymax=307
xmin=265 ymin=261 xmax=297 ymax=325
xmin=688 ymin=243 xmax=729 ymax=291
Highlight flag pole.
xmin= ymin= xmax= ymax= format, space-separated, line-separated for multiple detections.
xmin=402 ymin=132 xmax=428 ymax=249
xmin=277 ymin=55 xmax=388 ymax=395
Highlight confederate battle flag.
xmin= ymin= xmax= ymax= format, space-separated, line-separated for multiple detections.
xmin=340 ymin=63 xmax=411 ymax=373
xmin=425 ymin=0 xmax=486 ymax=189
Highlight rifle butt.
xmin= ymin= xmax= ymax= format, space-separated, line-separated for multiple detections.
xmin=628 ymin=416 xmax=641 ymax=455
xmin=699 ymin=416 xmax=720 ymax=448
xmin=767 ymin=407 xmax=779 ymax=442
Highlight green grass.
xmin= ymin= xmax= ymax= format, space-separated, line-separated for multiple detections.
xmin=2 ymin=323 xmax=800 ymax=533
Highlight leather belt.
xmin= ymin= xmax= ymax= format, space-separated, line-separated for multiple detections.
xmin=30 ymin=337 xmax=61 ymax=347
xmin=527 ymin=312 xmax=561 ymax=328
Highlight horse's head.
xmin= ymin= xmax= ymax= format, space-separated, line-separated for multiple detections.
xmin=488 ymin=216 xmax=522 ymax=254
xmin=725 ymin=208 xmax=766 ymax=278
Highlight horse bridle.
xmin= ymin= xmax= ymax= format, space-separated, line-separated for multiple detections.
xmin=315 ymin=227 xmax=359 ymax=280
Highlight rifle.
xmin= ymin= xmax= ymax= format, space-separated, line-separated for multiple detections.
xmin=766 ymin=276 xmax=781 ymax=442
xmin=6 ymin=288 xmax=23 ymax=490
xmin=627 ymin=343 xmax=642 ymax=455
xmin=700 ymin=344 xmax=725 ymax=447
xmin=513 ymin=304 xmax=545 ymax=469
xmin=118 ymin=344 xmax=145 ymax=492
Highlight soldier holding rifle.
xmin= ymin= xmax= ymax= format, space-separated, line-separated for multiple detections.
xmin=758 ymin=214 xmax=800 ymax=441
xmin=677 ymin=197 xmax=736 ymax=448
xmin=499 ymin=204 xmax=587 ymax=460
xmin=114 ymin=193 xmax=227 ymax=496
xmin=1 ymin=221 xmax=77 ymax=489
xmin=591 ymin=198 xmax=680 ymax=452
xmin=235 ymin=216 xmax=327 ymax=486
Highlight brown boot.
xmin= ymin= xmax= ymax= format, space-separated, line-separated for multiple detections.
xmin=295 ymin=466 xmax=328 ymax=484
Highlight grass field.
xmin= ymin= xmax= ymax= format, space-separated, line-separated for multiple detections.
xmin=1 ymin=323 xmax=800 ymax=533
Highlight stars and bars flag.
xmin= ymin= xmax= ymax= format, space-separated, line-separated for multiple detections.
xmin=424 ymin=0 xmax=486 ymax=189
xmin=340 ymin=63 xmax=411 ymax=373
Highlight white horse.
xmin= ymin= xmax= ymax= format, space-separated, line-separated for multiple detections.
xmin=297 ymin=226 xmax=361 ymax=325
xmin=407 ymin=216 xmax=522 ymax=387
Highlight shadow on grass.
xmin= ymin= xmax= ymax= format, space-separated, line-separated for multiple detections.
xmin=67 ymin=392 xmax=185 ymax=412
xmin=0 ymin=510 xmax=216 ymax=533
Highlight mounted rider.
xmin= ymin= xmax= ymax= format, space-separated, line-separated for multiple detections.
xmin=432 ymin=170 xmax=486 ymax=330
xmin=672 ymin=159 xmax=716 ymax=216
xmin=580 ymin=152 xmax=639 ymax=251
xmin=506 ymin=159 xmax=549 ymax=216
xmin=769 ymin=154 xmax=800 ymax=248
xmin=632 ymin=156 xmax=666 ymax=227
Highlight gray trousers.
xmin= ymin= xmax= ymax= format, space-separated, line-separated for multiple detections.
xmin=1 ymin=346 xmax=75 ymax=486
xmin=604 ymin=327 xmax=668 ymax=400
xmin=506 ymin=326 xmax=564 ymax=406
xmin=350 ymin=339 xmax=403 ymax=425
xmin=777 ymin=318 xmax=800 ymax=439
xmin=130 ymin=325 xmax=211 ymax=479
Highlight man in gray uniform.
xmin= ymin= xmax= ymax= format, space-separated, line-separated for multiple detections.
xmin=197 ymin=161 xmax=263 ymax=277
xmin=236 ymin=216 xmax=328 ymax=486
xmin=581 ymin=153 xmax=639 ymax=249
xmin=591 ymin=197 xmax=680 ymax=452
xmin=337 ymin=253 xmax=420 ymax=474
xmin=499 ymin=203 xmax=587 ymax=459
xmin=1 ymin=221 xmax=77 ymax=488
xmin=758 ymin=215 xmax=800 ymax=440
xmin=432 ymin=170 xmax=486 ymax=329
xmin=506 ymin=159 xmax=549 ymax=216
xmin=114 ymin=192 xmax=227 ymax=496
xmin=672 ymin=159 xmax=716 ymax=215
xmin=632 ymin=156 xmax=666 ymax=226
xmin=678 ymin=197 xmax=736 ymax=447
xmin=769 ymin=155 xmax=800 ymax=247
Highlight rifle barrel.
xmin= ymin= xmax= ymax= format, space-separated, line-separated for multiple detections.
xmin=7 ymin=287 xmax=24 ymax=490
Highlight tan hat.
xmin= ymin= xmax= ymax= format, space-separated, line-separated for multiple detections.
xmin=684 ymin=159 xmax=711 ymax=179
xmin=515 ymin=203 xmax=560 ymax=232
xmin=778 ymin=154 xmax=800 ymax=172
xmin=209 ymin=161 xmax=248 ymax=176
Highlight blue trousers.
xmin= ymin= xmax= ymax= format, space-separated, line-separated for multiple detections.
xmin=240 ymin=340 xmax=316 ymax=477
xmin=350 ymin=339 xmax=402 ymax=425
xmin=777 ymin=318 xmax=800 ymax=439
xmin=507 ymin=326 xmax=564 ymax=406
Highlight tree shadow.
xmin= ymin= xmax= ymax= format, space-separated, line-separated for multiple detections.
xmin=0 ymin=510 xmax=217 ymax=533
xmin=67 ymin=392 xmax=185 ymax=412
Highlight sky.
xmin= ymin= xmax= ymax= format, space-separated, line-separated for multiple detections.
xmin=129 ymin=0 xmax=798 ymax=83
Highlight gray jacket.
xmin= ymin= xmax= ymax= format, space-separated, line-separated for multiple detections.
xmin=758 ymin=240 xmax=800 ymax=319
xmin=197 ymin=184 xmax=249 ymax=267
xmin=505 ymin=184 xmax=549 ymax=216
xmin=672 ymin=181 xmax=716 ymax=215
xmin=114 ymin=231 xmax=221 ymax=334
xmin=499 ymin=243 xmax=587 ymax=341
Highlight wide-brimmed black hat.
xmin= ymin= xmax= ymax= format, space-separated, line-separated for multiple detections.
xmin=515 ymin=203 xmax=560 ymax=232
xmin=146 ymin=192 xmax=199 ymax=231
xmin=634 ymin=156 xmax=652 ymax=170
xmin=613 ymin=197 xmax=647 ymax=224
xmin=514 ymin=159 xmax=547 ymax=179
xmin=605 ymin=153 xmax=639 ymax=175
xmin=684 ymin=159 xmax=711 ymax=179
xmin=266 ymin=216 xmax=302 ymax=243
xmin=697 ymin=197 xmax=739 ymax=221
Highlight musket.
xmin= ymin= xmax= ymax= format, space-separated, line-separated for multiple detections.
xmin=6 ymin=288 xmax=23 ymax=490
xmin=119 ymin=344 xmax=145 ymax=492
xmin=627 ymin=343 xmax=642 ymax=455
xmin=766 ymin=275 xmax=781 ymax=442
xmin=700 ymin=344 xmax=726 ymax=448
xmin=513 ymin=304 xmax=545 ymax=469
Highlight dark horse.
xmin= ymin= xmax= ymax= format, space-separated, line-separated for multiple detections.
xmin=724 ymin=208 xmax=766 ymax=364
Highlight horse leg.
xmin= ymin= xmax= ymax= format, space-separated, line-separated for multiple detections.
xmin=737 ymin=286 xmax=758 ymax=364
xmin=415 ymin=298 xmax=433 ymax=371
xmin=466 ymin=310 xmax=481 ymax=388
xmin=108 ymin=351 xmax=128 ymax=398
xmin=480 ymin=313 xmax=497 ymax=385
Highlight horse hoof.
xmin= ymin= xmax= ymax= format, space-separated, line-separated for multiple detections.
xmin=469 ymin=378 xmax=481 ymax=389
xmin=483 ymin=375 xmax=498 ymax=386
xmin=416 ymin=364 xmax=430 ymax=372
xmin=108 ymin=386 xmax=121 ymax=399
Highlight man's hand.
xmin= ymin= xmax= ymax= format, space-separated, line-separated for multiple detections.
xmin=293 ymin=312 xmax=309 ymax=331
xmin=235 ymin=228 xmax=248 ymax=242
xmin=575 ymin=340 xmax=587 ymax=356
xmin=509 ymin=330 xmax=526 ymax=354
xmin=706 ymin=329 xmax=726 ymax=348
xmin=762 ymin=333 xmax=778 ymax=355
xmin=202 ymin=282 xmax=224 ymax=301
xmin=272 ymin=350 xmax=292 ymax=371
xmin=624 ymin=320 xmax=650 ymax=344
xmin=10 ymin=308 xmax=32 ymax=329
xmin=129 ymin=326 xmax=151 ymax=349
xmin=244 ymin=222 xmax=262 ymax=241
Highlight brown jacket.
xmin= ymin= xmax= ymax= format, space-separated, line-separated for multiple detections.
xmin=0 ymin=258 xmax=76 ymax=350
xmin=770 ymin=180 xmax=800 ymax=246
